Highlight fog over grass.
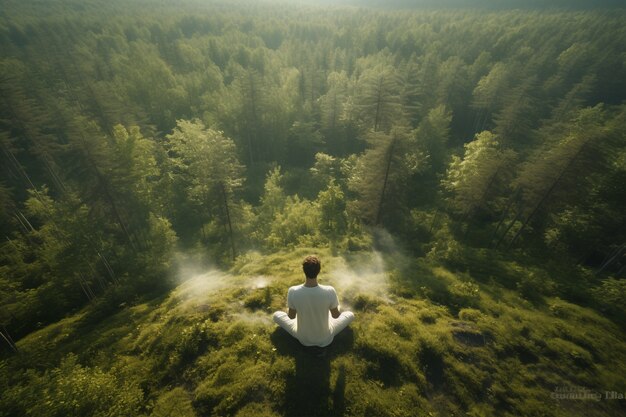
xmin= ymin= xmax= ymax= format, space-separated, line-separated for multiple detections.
xmin=174 ymin=246 xmax=394 ymax=313
xmin=329 ymin=251 xmax=390 ymax=309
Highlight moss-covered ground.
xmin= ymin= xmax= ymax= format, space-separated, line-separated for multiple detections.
xmin=1 ymin=248 xmax=625 ymax=417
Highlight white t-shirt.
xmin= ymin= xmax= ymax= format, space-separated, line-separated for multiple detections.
xmin=287 ymin=284 xmax=339 ymax=347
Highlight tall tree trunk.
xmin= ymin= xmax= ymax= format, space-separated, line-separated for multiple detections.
xmin=98 ymin=251 xmax=118 ymax=284
xmin=506 ymin=143 xmax=587 ymax=250
xmin=373 ymin=77 xmax=384 ymax=132
xmin=375 ymin=134 xmax=397 ymax=225
xmin=596 ymin=243 xmax=626 ymax=275
xmin=245 ymin=71 xmax=259 ymax=165
xmin=461 ymin=167 xmax=501 ymax=229
xmin=329 ymin=91 xmax=338 ymax=133
xmin=490 ymin=188 xmax=521 ymax=245
xmin=429 ymin=208 xmax=440 ymax=235
xmin=220 ymin=182 xmax=236 ymax=260
xmin=96 ymin=171 xmax=137 ymax=252
xmin=78 ymin=272 xmax=96 ymax=301
xmin=0 ymin=326 xmax=18 ymax=353
xmin=80 ymin=134 xmax=137 ymax=252
xmin=494 ymin=205 xmax=523 ymax=249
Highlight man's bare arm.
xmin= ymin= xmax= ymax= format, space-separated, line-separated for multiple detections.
xmin=330 ymin=307 xmax=340 ymax=319
xmin=288 ymin=308 xmax=297 ymax=319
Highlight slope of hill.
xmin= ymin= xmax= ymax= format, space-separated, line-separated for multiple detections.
xmin=1 ymin=248 xmax=624 ymax=417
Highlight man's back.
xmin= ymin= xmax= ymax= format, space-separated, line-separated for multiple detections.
xmin=288 ymin=284 xmax=338 ymax=347
xmin=273 ymin=255 xmax=354 ymax=348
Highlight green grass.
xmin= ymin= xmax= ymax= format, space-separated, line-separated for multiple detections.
xmin=1 ymin=249 xmax=625 ymax=417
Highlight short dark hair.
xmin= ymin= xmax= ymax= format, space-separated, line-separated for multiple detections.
xmin=302 ymin=255 xmax=321 ymax=279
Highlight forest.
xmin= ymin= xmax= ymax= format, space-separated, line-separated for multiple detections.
xmin=1 ymin=0 xmax=625 ymax=416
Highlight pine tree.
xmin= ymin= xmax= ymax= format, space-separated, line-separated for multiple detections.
xmin=503 ymin=105 xmax=623 ymax=249
xmin=166 ymin=119 xmax=244 ymax=259
xmin=320 ymin=71 xmax=348 ymax=138
xmin=350 ymin=128 xmax=426 ymax=227
xmin=317 ymin=179 xmax=348 ymax=253
xmin=442 ymin=131 xmax=516 ymax=222
xmin=233 ymin=69 xmax=265 ymax=165
xmin=414 ymin=105 xmax=452 ymax=177
xmin=356 ymin=65 xmax=402 ymax=132
xmin=471 ymin=62 xmax=511 ymax=133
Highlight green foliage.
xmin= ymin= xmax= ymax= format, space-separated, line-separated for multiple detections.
xmin=349 ymin=128 xmax=427 ymax=227
xmin=516 ymin=270 xmax=555 ymax=304
xmin=352 ymin=293 xmax=382 ymax=312
xmin=166 ymin=118 xmax=244 ymax=258
xmin=310 ymin=152 xmax=355 ymax=192
xmin=1 ymin=1 xmax=624 ymax=318
xmin=3 ymin=250 xmax=626 ymax=417
xmin=151 ymin=387 xmax=197 ymax=417
xmin=356 ymin=65 xmax=403 ymax=132
xmin=443 ymin=130 xmax=516 ymax=219
xmin=1 ymin=3 xmax=626 ymax=417
xmin=505 ymin=105 xmax=624 ymax=249
xmin=111 ymin=124 xmax=160 ymax=209
xmin=592 ymin=278 xmax=626 ymax=324
xmin=458 ymin=308 xmax=484 ymax=322
xmin=243 ymin=287 xmax=272 ymax=311
xmin=166 ymin=119 xmax=244 ymax=200
xmin=1 ymin=354 xmax=143 ymax=417
xmin=248 ymin=165 xmax=355 ymax=252
xmin=194 ymin=360 xmax=277 ymax=416
xmin=415 ymin=105 xmax=452 ymax=175
xmin=252 ymin=166 xmax=286 ymax=243
xmin=317 ymin=179 xmax=348 ymax=250
xmin=265 ymin=196 xmax=321 ymax=249
xmin=449 ymin=280 xmax=481 ymax=309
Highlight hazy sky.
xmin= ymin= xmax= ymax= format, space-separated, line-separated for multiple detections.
xmin=275 ymin=0 xmax=625 ymax=9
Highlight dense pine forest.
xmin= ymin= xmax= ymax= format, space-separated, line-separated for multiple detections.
xmin=1 ymin=1 xmax=625 ymax=416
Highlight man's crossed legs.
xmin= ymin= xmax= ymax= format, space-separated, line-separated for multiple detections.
xmin=273 ymin=311 xmax=355 ymax=347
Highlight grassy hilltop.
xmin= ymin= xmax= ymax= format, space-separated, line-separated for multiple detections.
xmin=1 ymin=4 xmax=625 ymax=414
xmin=2 ymin=248 xmax=625 ymax=417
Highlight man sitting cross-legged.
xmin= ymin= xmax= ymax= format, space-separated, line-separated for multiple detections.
xmin=273 ymin=255 xmax=355 ymax=347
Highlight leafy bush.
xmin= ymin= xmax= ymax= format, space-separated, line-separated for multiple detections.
xmin=265 ymin=196 xmax=321 ymax=249
xmin=12 ymin=354 xmax=143 ymax=417
xmin=427 ymin=223 xmax=465 ymax=267
xmin=592 ymin=278 xmax=626 ymax=324
xmin=352 ymin=294 xmax=381 ymax=312
xmin=458 ymin=308 xmax=484 ymax=322
xmin=151 ymin=387 xmax=197 ymax=417
xmin=172 ymin=321 xmax=218 ymax=365
xmin=516 ymin=271 xmax=554 ymax=304
xmin=449 ymin=281 xmax=481 ymax=309
xmin=243 ymin=287 xmax=272 ymax=311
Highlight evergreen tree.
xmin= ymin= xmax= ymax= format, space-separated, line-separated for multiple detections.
xmin=350 ymin=128 xmax=426 ymax=227
xmin=442 ymin=131 xmax=516 ymax=223
xmin=317 ymin=179 xmax=348 ymax=253
xmin=414 ymin=105 xmax=453 ymax=177
xmin=504 ymin=105 xmax=623 ymax=249
xmin=356 ymin=65 xmax=402 ymax=132
xmin=166 ymin=119 xmax=244 ymax=259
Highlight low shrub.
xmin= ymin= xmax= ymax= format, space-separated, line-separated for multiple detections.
xmin=19 ymin=354 xmax=142 ymax=417
xmin=150 ymin=387 xmax=196 ymax=417
xmin=458 ymin=308 xmax=484 ymax=322
xmin=592 ymin=278 xmax=626 ymax=325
